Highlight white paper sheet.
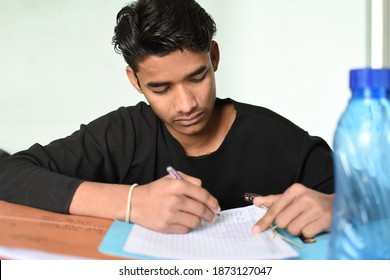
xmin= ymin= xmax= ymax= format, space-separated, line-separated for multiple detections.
xmin=123 ymin=205 xmax=298 ymax=259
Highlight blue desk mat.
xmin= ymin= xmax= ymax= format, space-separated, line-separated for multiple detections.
xmin=99 ymin=221 xmax=165 ymax=260
xmin=99 ymin=220 xmax=329 ymax=260
xmin=277 ymin=229 xmax=329 ymax=260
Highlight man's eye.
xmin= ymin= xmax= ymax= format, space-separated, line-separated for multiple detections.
xmin=153 ymin=88 xmax=169 ymax=95
xmin=190 ymin=73 xmax=207 ymax=83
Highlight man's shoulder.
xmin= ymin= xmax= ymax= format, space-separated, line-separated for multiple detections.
xmin=100 ymin=101 xmax=155 ymax=120
xmin=224 ymin=98 xmax=286 ymax=120
xmin=86 ymin=101 xmax=158 ymax=130
xmin=223 ymin=97 xmax=304 ymax=132
xmin=119 ymin=100 xmax=153 ymax=114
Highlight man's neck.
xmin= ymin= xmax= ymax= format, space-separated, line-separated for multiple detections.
xmin=178 ymin=102 xmax=236 ymax=157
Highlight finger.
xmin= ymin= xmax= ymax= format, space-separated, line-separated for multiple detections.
xmin=252 ymin=200 xmax=302 ymax=234
xmin=186 ymin=187 xmax=220 ymax=215
xmin=299 ymin=219 xmax=330 ymax=238
xmin=272 ymin=201 xmax=305 ymax=230
xmin=174 ymin=179 xmax=220 ymax=214
xmin=252 ymin=190 xmax=304 ymax=234
xmin=287 ymin=205 xmax=331 ymax=238
xmin=157 ymin=223 xmax=193 ymax=234
xmin=162 ymin=225 xmax=192 ymax=234
xmin=281 ymin=208 xmax=315 ymax=236
xmin=251 ymin=194 xmax=282 ymax=233
xmin=169 ymin=210 xmax=203 ymax=232
xmin=176 ymin=194 xmax=217 ymax=223
xmin=146 ymin=206 xmax=202 ymax=234
xmin=252 ymin=194 xmax=280 ymax=208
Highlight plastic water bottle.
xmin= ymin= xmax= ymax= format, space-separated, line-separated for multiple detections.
xmin=329 ymin=68 xmax=390 ymax=259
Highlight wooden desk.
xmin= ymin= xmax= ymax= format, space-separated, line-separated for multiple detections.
xmin=0 ymin=200 xmax=127 ymax=259
xmin=0 ymin=200 xmax=331 ymax=260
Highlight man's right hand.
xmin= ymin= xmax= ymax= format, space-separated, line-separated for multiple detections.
xmin=130 ymin=171 xmax=221 ymax=233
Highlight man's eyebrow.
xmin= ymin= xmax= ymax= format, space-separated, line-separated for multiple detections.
xmin=146 ymin=65 xmax=208 ymax=88
xmin=146 ymin=81 xmax=170 ymax=88
xmin=185 ymin=65 xmax=208 ymax=79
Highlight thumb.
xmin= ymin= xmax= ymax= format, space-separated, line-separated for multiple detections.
xmin=252 ymin=194 xmax=281 ymax=209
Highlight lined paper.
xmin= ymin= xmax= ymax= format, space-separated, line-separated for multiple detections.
xmin=123 ymin=205 xmax=298 ymax=259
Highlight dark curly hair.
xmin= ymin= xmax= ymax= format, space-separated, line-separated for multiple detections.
xmin=112 ymin=0 xmax=217 ymax=71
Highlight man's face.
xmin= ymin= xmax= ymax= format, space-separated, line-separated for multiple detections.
xmin=127 ymin=43 xmax=220 ymax=140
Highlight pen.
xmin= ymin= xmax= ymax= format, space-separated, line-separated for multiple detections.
xmin=166 ymin=166 xmax=182 ymax=179
xmin=242 ymin=192 xmax=260 ymax=204
xmin=242 ymin=192 xmax=316 ymax=244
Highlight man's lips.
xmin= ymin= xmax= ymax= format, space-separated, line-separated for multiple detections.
xmin=175 ymin=112 xmax=204 ymax=126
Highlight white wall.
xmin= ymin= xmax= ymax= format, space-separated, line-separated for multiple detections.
xmin=0 ymin=0 xmax=365 ymax=154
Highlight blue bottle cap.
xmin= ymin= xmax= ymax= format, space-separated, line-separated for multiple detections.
xmin=350 ymin=68 xmax=390 ymax=91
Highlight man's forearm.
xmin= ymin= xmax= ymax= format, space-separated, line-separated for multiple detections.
xmin=69 ymin=181 xmax=131 ymax=221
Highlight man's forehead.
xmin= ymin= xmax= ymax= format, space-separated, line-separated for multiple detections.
xmin=136 ymin=49 xmax=210 ymax=81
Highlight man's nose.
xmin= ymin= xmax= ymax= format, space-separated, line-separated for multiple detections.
xmin=174 ymin=85 xmax=197 ymax=113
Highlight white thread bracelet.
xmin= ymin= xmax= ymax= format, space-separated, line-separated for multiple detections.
xmin=125 ymin=183 xmax=138 ymax=223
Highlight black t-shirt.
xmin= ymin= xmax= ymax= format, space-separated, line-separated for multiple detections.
xmin=0 ymin=98 xmax=333 ymax=212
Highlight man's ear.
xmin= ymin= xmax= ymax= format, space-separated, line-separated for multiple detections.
xmin=210 ymin=40 xmax=220 ymax=71
xmin=126 ymin=66 xmax=143 ymax=93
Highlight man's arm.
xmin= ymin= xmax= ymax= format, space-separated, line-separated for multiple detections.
xmin=0 ymin=107 xmax=137 ymax=213
xmin=68 ymin=181 xmax=130 ymax=220
xmin=69 ymin=172 xmax=221 ymax=233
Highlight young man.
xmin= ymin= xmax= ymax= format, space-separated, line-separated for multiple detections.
xmin=0 ymin=0 xmax=333 ymax=238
